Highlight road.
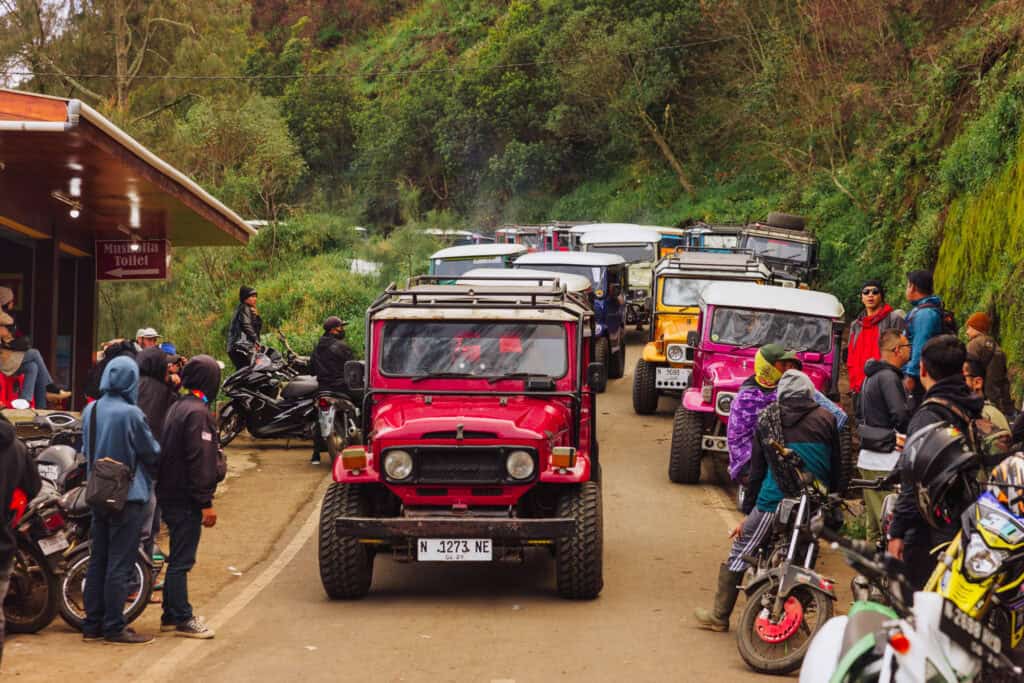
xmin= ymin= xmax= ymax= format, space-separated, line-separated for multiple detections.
xmin=5 ymin=334 xmax=853 ymax=682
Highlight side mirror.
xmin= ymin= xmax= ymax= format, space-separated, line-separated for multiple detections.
xmin=344 ymin=360 xmax=366 ymax=389
xmin=587 ymin=362 xmax=607 ymax=393
xmin=686 ymin=331 xmax=700 ymax=347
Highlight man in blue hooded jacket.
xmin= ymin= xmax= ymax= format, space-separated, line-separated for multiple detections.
xmin=82 ymin=356 xmax=160 ymax=644
xmin=903 ymin=270 xmax=944 ymax=406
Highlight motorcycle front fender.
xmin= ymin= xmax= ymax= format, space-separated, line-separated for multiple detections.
xmin=741 ymin=563 xmax=837 ymax=602
xmin=797 ymin=614 xmax=847 ymax=683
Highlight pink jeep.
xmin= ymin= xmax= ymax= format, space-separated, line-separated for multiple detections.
xmin=318 ymin=276 xmax=605 ymax=600
xmin=667 ymin=281 xmax=848 ymax=484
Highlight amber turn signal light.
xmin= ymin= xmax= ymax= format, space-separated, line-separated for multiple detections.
xmin=342 ymin=447 xmax=368 ymax=471
xmin=551 ymin=447 xmax=577 ymax=469
xmin=888 ymin=631 xmax=911 ymax=655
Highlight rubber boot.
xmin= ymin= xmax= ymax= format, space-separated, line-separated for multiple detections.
xmin=694 ymin=564 xmax=744 ymax=632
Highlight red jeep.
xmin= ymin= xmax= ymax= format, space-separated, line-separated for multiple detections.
xmin=318 ymin=276 xmax=605 ymax=599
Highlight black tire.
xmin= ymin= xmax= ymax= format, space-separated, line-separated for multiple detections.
xmin=4 ymin=541 xmax=59 ymax=634
xmin=218 ymin=402 xmax=244 ymax=447
xmin=736 ymin=582 xmax=834 ymax=674
xmin=608 ymin=343 xmax=626 ymax=379
xmin=318 ymin=483 xmax=374 ymax=599
xmin=325 ymin=413 xmax=348 ymax=467
xmin=632 ymin=359 xmax=658 ymax=415
xmin=668 ymin=406 xmax=703 ymax=484
xmin=593 ymin=338 xmax=610 ymax=393
xmin=838 ymin=422 xmax=855 ymax=495
xmin=58 ymin=547 xmax=152 ymax=631
xmin=765 ymin=212 xmax=806 ymax=230
xmin=555 ymin=481 xmax=603 ymax=600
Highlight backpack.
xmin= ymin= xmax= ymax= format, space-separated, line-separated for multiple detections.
xmin=916 ymin=302 xmax=958 ymax=336
xmin=921 ymin=397 xmax=1012 ymax=469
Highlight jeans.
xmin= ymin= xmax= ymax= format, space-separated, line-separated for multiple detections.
xmin=161 ymin=504 xmax=203 ymax=625
xmin=16 ymin=349 xmax=53 ymax=408
xmin=83 ymin=502 xmax=146 ymax=636
xmin=0 ymin=557 xmax=13 ymax=666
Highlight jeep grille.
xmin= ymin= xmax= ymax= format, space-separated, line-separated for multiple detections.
xmin=383 ymin=446 xmax=537 ymax=485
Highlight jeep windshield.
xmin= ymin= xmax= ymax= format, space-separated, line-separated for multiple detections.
xmin=662 ymin=278 xmax=715 ymax=307
xmin=587 ymin=243 xmax=657 ymax=263
xmin=710 ymin=308 xmax=831 ymax=353
xmin=433 ymin=256 xmax=505 ymax=278
xmin=742 ymin=236 xmax=811 ymax=265
xmin=381 ymin=321 xmax=568 ymax=379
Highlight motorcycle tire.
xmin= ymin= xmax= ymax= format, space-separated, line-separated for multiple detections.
xmin=218 ymin=402 xmax=245 ymax=447
xmin=4 ymin=540 xmax=60 ymax=634
xmin=736 ymin=581 xmax=833 ymax=674
xmin=325 ymin=413 xmax=350 ymax=467
xmin=58 ymin=546 xmax=153 ymax=631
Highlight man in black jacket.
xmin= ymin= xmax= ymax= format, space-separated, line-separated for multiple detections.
xmin=887 ymin=335 xmax=981 ymax=589
xmin=309 ymin=316 xmax=355 ymax=465
xmin=0 ymin=413 xmax=41 ymax=663
xmin=157 ymin=356 xmax=222 ymax=639
xmin=137 ymin=347 xmax=178 ymax=565
xmin=856 ymin=329 xmax=911 ymax=543
xmin=227 ymin=286 xmax=261 ymax=370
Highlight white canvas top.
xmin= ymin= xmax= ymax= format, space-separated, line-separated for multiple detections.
xmin=514 ymin=251 xmax=626 ymax=267
xmin=579 ymin=227 xmax=662 ymax=245
xmin=460 ymin=268 xmax=592 ymax=292
xmin=699 ymin=281 xmax=844 ymax=318
xmin=430 ymin=243 xmax=528 ymax=260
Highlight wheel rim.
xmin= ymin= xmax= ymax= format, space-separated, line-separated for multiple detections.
xmin=219 ymin=412 xmax=242 ymax=441
xmin=4 ymin=551 xmax=50 ymax=624
xmin=746 ymin=586 xmax=826 ymax=664
xmin=63 ymin=555 xmax=146 ymax=621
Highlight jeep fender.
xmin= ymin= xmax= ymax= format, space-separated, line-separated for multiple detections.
xmin=641 ymin=342 xmax=666 ymax=364
xmin=681 ymin=389 xmax=713 ymax=413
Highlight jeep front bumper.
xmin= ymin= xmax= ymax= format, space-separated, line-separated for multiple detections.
xmin=336 ymin=516 xmax=575 ymax=539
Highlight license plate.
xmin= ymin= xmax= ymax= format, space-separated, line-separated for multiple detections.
xmin=417 ymin=538 xmax=492 ymax=562
xmin=38 ymin=531 xmax=68 ymax=556
xmin=656 ymin=367 xmax=691 ymax=389
xmin=939 ymin=598 xmax=1005 ymax=669
xmin=37 ymin=463 xmax=60 ymax=482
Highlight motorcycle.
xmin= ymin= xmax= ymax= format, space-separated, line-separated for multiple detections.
xmin=849 ymin=472 xmax=901 ymax=604
xmin=735 ymin=441 xmax=840 ymax=675
xmin=316 ymin=391 xmax=361 ymax=466
xmin=800 ymin=525 xmax=1022 ymax=682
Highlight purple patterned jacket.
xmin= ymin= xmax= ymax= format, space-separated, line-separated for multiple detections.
xmin=727 ymin=375 xmax=776 ymax=481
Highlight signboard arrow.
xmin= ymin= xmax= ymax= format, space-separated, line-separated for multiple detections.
xmin=95 ymin=239 xmax=170 ymax=281
xmin=104 ymin=268 xmax=161 ymax=278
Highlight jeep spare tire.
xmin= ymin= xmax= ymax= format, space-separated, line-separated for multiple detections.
xmin=764 ymin=212 xmax=806 ymax=230
xmin=555 ymin=481 xmax=604 ymax=599
xmin=318 ymin=483 xmax=374 ymax=599
xmin=632 ymin=359 xmax=658 ymax=414
xmin=669 ymin=406 xmax=703 ymax=484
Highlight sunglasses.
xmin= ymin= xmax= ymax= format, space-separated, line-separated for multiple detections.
xmin=861 ymin=288 xmax=881 ymax=296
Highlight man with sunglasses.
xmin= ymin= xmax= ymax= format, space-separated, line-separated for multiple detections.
xmin=847 ymin=279 xmax=905 ymax=415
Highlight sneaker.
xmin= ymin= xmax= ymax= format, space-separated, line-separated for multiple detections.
xmin=175 ymin=616 xmax=215 ymax=639
xmin=160 ymin=620 xmax=178 ymax=632
xmin=82 ymin=631 xmax=103 ymax=642
xmin=310 ymin=455 xmax=321 ymax=465
xmin=105 ymin=628 xmax=154 ymax=644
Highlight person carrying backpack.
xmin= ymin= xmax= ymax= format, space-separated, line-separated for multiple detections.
xmin=902 ymin=270 xmax=947 ymax=407
xmin=965 ymin=312 xmax=1014 ymax=417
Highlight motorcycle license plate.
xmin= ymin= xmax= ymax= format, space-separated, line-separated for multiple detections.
xmin=417 ymin=539 xmax=492 ymax=562
xmin=939 ymin=598 xmax=1005 ymax=669
xmin=38 ymin=531 xmax=69 ymax=556
xmin=656 ymin=367 xmax=690 ymax=389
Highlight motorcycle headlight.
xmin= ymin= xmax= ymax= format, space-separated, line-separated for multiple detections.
xmin=964 ymin=532 xmax=1008 ymax=580
xmin=383 ymin=450 xmax=414 ymax=480
xmin=666 ymin=344 xmax=686 ymax=363
xmin=506 ymin=450 xmax=535 ymax=480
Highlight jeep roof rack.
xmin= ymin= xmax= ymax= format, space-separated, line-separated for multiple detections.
xmin=658 ymin=250 xmax=772 ymax=279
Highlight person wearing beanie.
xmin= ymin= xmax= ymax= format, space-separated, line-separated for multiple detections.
xmin=309 ymin=316 xmax=354 ymax=465
xmin=965 ymin=311 xmax=1014 ymax=415
xmin=847 ymin=278 xmax=905 ymax=414
xmin=226 ymin=286 xmax=262 ymax=370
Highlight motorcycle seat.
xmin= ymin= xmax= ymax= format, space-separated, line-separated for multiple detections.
xmin=282 ymin=375 xmax=319 ymax=400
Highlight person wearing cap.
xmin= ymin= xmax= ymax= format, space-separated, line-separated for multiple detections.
xmin=0 ymin=287 xmax=69 ymax=408
xmin=227 ymin=286 xmax=262 ymax=370
xmin=135 ymin=328 xmax=161 ymax=352
xmin=903 ymin=270 xmax=944 ymax=406
xmin=847 ymin=278 xmax=905 ymax=414
xmin=964 ymin=312 xmax=1013 ymax=416
xmin=310 ymin=316 xmax=354 ymax=465
xmin=726 ymin=343 xmax=802 ymax=491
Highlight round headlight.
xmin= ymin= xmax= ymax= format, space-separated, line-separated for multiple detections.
xmin=964 ymin=532 xmax=1008 ymax=580
xmin=666 ymin=344 xmax=685 ymax=363
xmin=506 ymin=450 xmax=535 ymax=480
xmin=383 ymin=449 xmax=413 ymax=480
xmin=716 ymin=393 xmax=734 ymax=415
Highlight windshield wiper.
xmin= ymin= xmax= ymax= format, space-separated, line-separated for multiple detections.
xmin=410 ymin=371 xmax=471 ymax=383
xmin=487 ymin=372 xmax=546 ymax=384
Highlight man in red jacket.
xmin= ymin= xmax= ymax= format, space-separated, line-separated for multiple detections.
xmin=847 ymin=279 xmax=905 ymax=415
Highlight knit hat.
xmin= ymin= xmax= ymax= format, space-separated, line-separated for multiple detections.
xmin=239 ymin=286 xmax=257 ymax=302
xmin=966 ymin=312 xmax=991 ymax=334
xmin=0 ymin=287 xmax=12 ymax=308
xmin=861 ymin=278 xmax=885 ymax=298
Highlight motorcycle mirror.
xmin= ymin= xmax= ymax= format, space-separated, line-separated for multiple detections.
xmin=10 ymin=398 xmax=31 ymax=410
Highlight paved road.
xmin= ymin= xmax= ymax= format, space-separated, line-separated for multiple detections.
xmin=6 ymin=335 xmax=853 ymax=682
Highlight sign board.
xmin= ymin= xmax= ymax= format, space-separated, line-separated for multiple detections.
xmin=95 ymin=240 xmax=169 ymax=281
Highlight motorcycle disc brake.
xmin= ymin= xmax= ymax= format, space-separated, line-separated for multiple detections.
xmin=754 ymin=596 xmax=804 ymax=643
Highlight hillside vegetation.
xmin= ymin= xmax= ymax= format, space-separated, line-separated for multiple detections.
xmin=5 ymin=1 xmax=1024 ymax=390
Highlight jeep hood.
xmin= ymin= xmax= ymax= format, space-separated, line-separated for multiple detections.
xmin=372 ymin=395 xmax=572 ymax=443
xmin=629 ymin=262 xmax=652 ymax=290
xmin=657 ymin=313 xmax=698 ymax=343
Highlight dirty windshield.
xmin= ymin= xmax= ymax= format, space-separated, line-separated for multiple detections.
xmin=381 ymin=321 xmax=568 ymax=379
xmin=661 ymin=278 xmax=715 ymax=307
xmin=433 ymin=256 xmax=504 ymax=278
xmin=587 ymin=243 xmax=656 ymax=263
xmin=743 ymin=236 xmax=810 ymax=264
xmin=710 ymin=308 xmax=831 ymax=352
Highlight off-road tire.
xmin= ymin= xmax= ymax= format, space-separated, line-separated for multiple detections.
xmin=318 ymin=483 xmax=374 ymax=599
xmin=669 ymin=406 xmax=703 ymax=484
xmin=838 ymin=422 xmax=855 ymax=496
xmin=218 ymin=402 xmax=244 ymax=447
xmin=632 ymin=359 xmax=658 ymax=414
xmin=593 ymin=338 xmax=610 ymax=393
xmin=4 ymin=540 xmax=59 ymax=634
xmin=764 ymin=212 xmax=806 ymax=231
xmin=736 ymin=582 xmax=833 ymax=674
xmin=555 ymin=482 xmax=603 ymax=600
xmin=325 ymin=413 xmax=349 ymax=467
xmin=608 ymin=343 xmax=626 ymax=379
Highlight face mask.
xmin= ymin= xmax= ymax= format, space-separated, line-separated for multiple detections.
xmin=754 ymin=351 xmax=783 ymax=389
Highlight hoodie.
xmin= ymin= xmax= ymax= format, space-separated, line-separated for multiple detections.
xmin=136 ymin=347 xmax=177 ymax=444
xmin=727 ymin=375 xmax=777 ymax=481
xmin=0 ymin=414 xmax=42 ymax=562
xmin=82 ymin=356 xmax=161 ymax=504
xmin=848 ymin=304 xmax=904 ymax=393
xmin=157 ymin=355 xmax=222 ymax=509
xmin=903 ymin=295 xmax=943 ymax=379
xmin=859 ymin=359 xmax=910 ymax=433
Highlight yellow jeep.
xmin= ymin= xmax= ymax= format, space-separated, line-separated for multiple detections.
xmin=632 ymin=251 xmax=772 ymax=414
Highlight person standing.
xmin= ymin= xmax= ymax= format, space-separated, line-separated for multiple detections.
xmin=136 ymin=347 xmax=178 ymax=571
xmin=82 ymin=356 xmax=161 ymax=644
xmin=847 ymin=279 xmax=905 ymax=414
xmin=227 ymin=286 xmax=261 ymax=370
xmin=157 ymin=355 xmax=222 ymax=639
xmin=310 ymin=316 xmax=355 ymax=465
xmin=135 ymin=328 xmax=161 ymax=352
xmin=902 ymin=270 xmax=944 ymax=407
xmin=964 ymin=356 xmax=1011 ymax=432
xmin=0 ymin=412 xmax=41 ymax=664
xmin=856 ymin=329 xmax=911 ymax=544
xmin=964 ymin=312 xmax=1014 ymax=417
